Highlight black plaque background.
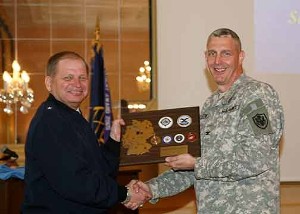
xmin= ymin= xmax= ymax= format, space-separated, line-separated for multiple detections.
xmin=120 ymin=106 xmax=201 ymax=166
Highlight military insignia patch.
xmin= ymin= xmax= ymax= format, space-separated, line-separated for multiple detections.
xmin=242 ymin=98 xmax=273 ymax=135
xmin=252 ymin=113 xmax=268 ymax=129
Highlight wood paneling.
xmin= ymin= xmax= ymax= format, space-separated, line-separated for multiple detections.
xmin=281 ymin=182 xmax=300 ymax=214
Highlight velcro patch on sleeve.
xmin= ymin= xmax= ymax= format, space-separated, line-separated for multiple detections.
xmin=241 ymin=99 xmax=273 ymax=135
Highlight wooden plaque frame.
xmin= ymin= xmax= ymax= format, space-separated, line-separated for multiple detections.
xmin=120 ymin=106 xmax=201 ymax=166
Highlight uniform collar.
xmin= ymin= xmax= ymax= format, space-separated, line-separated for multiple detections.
xmin=218 ymin=73 xmax=247 ymax=105
xmin=47 ymin=94 xmax=79 ymax=114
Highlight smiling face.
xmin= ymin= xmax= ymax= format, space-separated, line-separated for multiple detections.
xmin=45 ymin=58 xmax=89 ymax=110
xmin=205 ymin=35 xmax=245 ymax=92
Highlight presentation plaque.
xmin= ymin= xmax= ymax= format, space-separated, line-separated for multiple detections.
xmin=120 ymin=106 xmax=201 ymax=166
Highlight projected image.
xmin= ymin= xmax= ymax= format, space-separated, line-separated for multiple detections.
xmin=254 ymin=0 xmax=300 ymax=73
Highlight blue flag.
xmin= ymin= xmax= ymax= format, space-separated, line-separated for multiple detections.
xmin=89 ymin=44 xmax=113 ymax=144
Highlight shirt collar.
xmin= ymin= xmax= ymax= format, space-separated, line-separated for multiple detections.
xmin=219 ymin=73 xmax=246 ymax=105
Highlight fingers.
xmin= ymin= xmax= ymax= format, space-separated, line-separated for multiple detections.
xmin=165 ymin=155 xmax=177 ymax=162
xmin=127 ymin=180 xmax=140 ymax=193
xmin=123 ymin=201 xmax=139 ymax=210
xmin=109 ymin=118 xmax=125 ymax=141
xmin=135 ymin=181 xmax=152 ymax=199
xmin=115 ymin=118 xmax=125 ymax=126
xmin=127 ymin=179 xmax=138 ymax=187
xmin=123 ymin=180 xmax=152 ymax=210
xmin=124 ymin=188 xmax=145 ymax=210
xmin=164 ymin=154 xmax=196 ymax=170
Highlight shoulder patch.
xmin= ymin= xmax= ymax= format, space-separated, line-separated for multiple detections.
xmin=242 ymin=99 xmax=273 ymax=135
xmin=252 ymin=113 xmax=268 ymax=129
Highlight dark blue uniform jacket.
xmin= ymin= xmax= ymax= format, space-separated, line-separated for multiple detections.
xmin=22 ymin=94 xmax=126 ymax=213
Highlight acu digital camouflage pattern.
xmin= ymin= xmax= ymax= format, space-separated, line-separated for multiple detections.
xmin=147 ymin=74 xmax=284 ymax=214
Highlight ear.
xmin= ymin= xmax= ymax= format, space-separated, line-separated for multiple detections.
xmin=204 ymin=50 xmax=208 ymax=60
xmin=45 ymin=76 xmax=52 ymax=92
xmin=239 ymin=50 xmax=245 ymax=64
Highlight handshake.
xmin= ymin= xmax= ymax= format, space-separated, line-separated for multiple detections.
xmin=122 ymin=180 xmax=152 ymax=210
xmin=121 ymin=154 xmax=197 ymax=209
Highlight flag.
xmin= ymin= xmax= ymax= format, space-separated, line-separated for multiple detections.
xmin=89 ymin=44 xmax=113 ymax=144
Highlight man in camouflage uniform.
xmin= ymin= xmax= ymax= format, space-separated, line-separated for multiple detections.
xmin=133 ymin=28 xmax=284 ymax=213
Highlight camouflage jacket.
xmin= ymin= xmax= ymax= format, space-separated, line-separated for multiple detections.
xmin=147 ymin=74 xmax=284 ymax=214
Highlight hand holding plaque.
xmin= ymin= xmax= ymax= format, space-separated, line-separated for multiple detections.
xmin=120 ymin=106 xmax=201 ymax=166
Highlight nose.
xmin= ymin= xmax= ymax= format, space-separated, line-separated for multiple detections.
xmin=214 ymin=54 xmax=221 ymax=64
xmin=72 ymin=78 xmax=82 ymax=87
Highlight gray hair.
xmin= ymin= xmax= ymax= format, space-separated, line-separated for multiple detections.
xmin=207 ymin=28 xmax=242 ymax=51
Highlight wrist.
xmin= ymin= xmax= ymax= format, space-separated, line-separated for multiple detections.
xmin=121 ymin=186 xmax=131 ymax=204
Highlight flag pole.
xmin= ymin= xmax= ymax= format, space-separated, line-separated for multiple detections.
xmin=93 ymin=16 xmax=101 ymax=51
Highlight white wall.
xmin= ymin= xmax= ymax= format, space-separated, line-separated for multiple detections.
xmin=156 ymin=0 xmax=299 ymax=181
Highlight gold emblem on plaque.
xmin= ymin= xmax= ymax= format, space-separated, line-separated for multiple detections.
xmin=150 ymin=134 xmax=161 ymax=145
xmin=122 ymin=120 xmax=154 ymax=155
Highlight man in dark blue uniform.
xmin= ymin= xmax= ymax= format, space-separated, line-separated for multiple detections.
xmin=22 ymin=51 xmax=147 ymax=213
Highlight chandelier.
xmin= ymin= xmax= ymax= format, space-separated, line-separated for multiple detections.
xmin=1 ymin=60 xmax=34 ymax=114
xmin=0 ymin=0 xmax=34 ymax=115
xmin=136 ymin=60 xmax=151 ymax=92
